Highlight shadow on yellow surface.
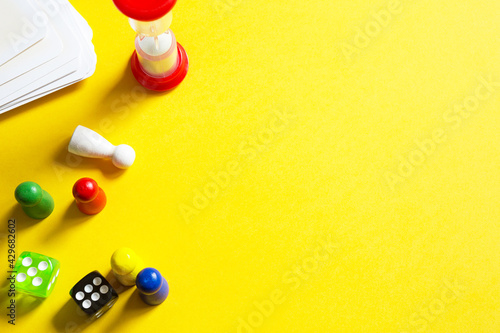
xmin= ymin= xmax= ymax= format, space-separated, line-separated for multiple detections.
xmin=15 ymin=294 xmax=44 ymax=317
xmin=50 ymin=271 xmax=153 ymax=333
xmin=41 ymin=202 xmax=92 ymax=244
xmin=0 ymin=281 xmax=44 ymax=319
xmin=104 ymin=270 xmax=133 ymax=295
xmin=52 ymin=298 xmax=91 ymax=332
xmin=93 ymin=58 xmax=172 ymax=122
xmin=53 ymin=140 xmax=127 ymax=180
xmin=2 ymin=204 xmax=44 ymax=233
xmin=103 ymin=289 xmax=157 ymax=333
xmin=63 ymin=201 xmax=94 ymax=224
xmin=0 ymin=82 xmax=82 ymax=123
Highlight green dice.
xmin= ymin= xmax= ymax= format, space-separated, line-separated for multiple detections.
xmin=14 ymin=251 xmax=60 ymax=298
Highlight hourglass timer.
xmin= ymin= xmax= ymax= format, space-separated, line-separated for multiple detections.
xmin=112 ymin=0 xmax=189 ymax=91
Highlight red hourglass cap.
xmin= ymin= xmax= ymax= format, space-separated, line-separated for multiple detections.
xmin=113 ymin=0 xmax=177 ymax=22
xmin=131 ymin=42 xmax=189 ymax=91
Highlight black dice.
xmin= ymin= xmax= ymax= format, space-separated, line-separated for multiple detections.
xmin=70 ymin=271 xmax=118 ymax=318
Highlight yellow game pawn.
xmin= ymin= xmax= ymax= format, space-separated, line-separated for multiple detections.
xmin=110 ymin=247 xmax=145 ymax=286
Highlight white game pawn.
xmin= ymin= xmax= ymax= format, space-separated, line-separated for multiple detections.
xmin=68 ymin=125 xmax=135 ymax=169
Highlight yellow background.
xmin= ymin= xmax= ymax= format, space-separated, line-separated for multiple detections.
xmin=1 ymin=0 xmax=499 ymax=332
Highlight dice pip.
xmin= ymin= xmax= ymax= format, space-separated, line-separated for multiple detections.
xmin=14 ymin=251 xmax=60 ymax=298
xmin=70 ymin=271 xmax=118 ymax=318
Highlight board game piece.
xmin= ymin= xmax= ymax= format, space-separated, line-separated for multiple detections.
xmin=14 ymin=181 xmax=54 ymax=219
xmin=136 ymin=267 xmax=169 ymax=305
xmin=68 ymin=125 xmax=136 ymax=169
xmin=110 ymin=247 xmax=145 ymax=286
xmin=112 ymin=0 xmax=189 ymax=91
xmin=70 ymin=271 xmax=118 ymax=318
xmin=14 ymin=251 xmax=60 ymax=298
xmin=72 ymin=178 xmax=107 ymax=215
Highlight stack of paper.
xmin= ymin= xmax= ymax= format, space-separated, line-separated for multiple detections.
xmin=0 ymin=0 xmax=96 ymax=114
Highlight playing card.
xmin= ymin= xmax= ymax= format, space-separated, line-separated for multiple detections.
xmin=0 ymin=0 xmax=96 ymax=114
xmin=0 ymin=0 xmax=81 ymax=106
xmin=0 ymin=24 xmax=63 ymax=85
xmin=0 ymin=1 xmax=96 ymax=112
xmin=0 ymin=0 xmax=48 ymax=66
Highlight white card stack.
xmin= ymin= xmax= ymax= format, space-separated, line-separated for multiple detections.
xmin=0 ymin=0 xmax=96 ymax=114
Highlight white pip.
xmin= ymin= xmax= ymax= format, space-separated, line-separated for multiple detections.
xmin=68 ymin=125 xmax=135 ymax=169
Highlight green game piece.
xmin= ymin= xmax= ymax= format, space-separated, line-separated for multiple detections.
xmin=14 ymin=251 xmax=60 ymax=298
xmin=14 ymin=181 xmax=54 ymax=219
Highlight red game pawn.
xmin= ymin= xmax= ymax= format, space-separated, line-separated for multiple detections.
xmin=72 ymin=178 xmax=107 ymax=215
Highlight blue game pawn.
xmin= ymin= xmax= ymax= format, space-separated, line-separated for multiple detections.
xmin=136 ymin=268 xmax=169 ymax=305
